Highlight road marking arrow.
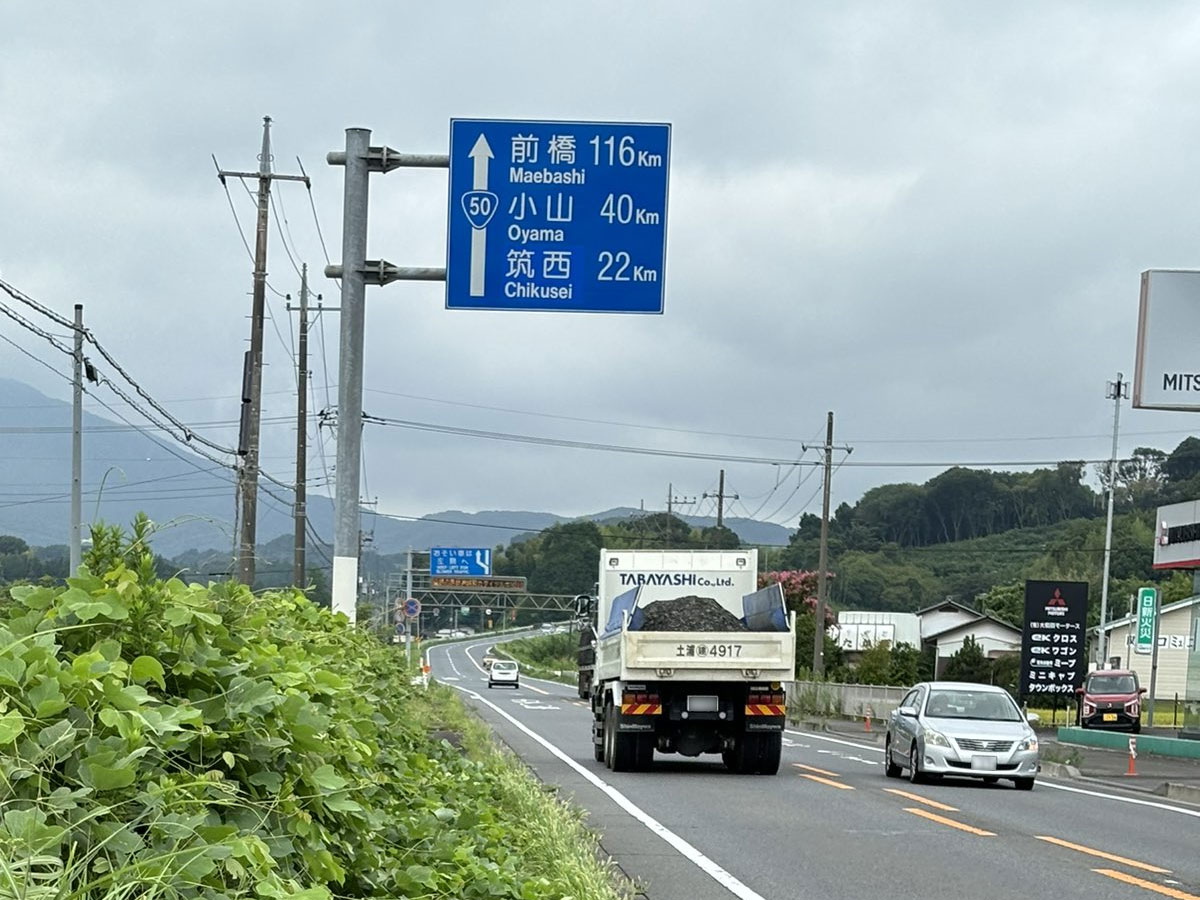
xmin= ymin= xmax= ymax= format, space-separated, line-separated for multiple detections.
xmin=468 ymin=134 xmax=493 ymax=297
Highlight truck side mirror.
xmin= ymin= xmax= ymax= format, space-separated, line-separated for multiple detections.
xmin=1138 ymin=687 xmax=1147 ymax=694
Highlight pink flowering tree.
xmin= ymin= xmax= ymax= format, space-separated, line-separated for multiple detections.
xmin=758 ymin=570 xmax=835 ymax=625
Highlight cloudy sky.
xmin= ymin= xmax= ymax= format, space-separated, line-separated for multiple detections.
xmin=5 ymin=2 xmax=1200 ymax=539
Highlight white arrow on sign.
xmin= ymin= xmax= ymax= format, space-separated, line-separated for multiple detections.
xmin=469 ymin=134 xmax=493 ymax=297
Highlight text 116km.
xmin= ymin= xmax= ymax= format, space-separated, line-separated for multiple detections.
xmin=590 ymin=135 xmax=664 ymax=167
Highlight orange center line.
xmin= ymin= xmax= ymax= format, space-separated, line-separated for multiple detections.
xmin=1092 ymin=869 xmax=1200 ymax=899
xmin=903 ymin=807 xmax=994 ymax=836
xmin=1036 ymin=836 xmax=1171 ymax=875
xmin=793 ymin=763 xmax=839 ymax=778
xmin=882 ymin=788 xmax=958 ymax=812
xmin=799 ymin=774 xmax=855 ymax=790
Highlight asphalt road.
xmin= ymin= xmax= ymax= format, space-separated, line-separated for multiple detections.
xmin=428 ymin=637 xmax=1200 ymax=900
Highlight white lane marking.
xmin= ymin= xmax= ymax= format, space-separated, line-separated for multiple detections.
xmin=514 ymin=698 xmax=560 ymax=711
xmin=1037 ymin=781 xmax=1200 ymax=819
xmin=786 ymin=729 xmax=1200 ymax=819
xmin=524 ymin=682 xmax=552 ymax=696
xmin=785 ymin=730 xmax=879 ymax=754
xmin=452 ymin=684 xmax=768 ymax=900
xmin=441 ymin=677 xmax=460 ymax=682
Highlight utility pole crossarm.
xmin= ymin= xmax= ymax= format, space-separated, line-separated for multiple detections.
xmin=216 ymin=169 xmax=310 ymax=186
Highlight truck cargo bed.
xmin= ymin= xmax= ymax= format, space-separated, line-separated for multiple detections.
xmin=595 ymin=628 xmax=795 ymax=682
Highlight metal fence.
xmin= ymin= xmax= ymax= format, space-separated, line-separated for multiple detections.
xmin=788 ymin=680 xmax=908 ymax=722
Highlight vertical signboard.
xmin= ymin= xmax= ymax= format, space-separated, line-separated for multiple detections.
xmin=446 ymin=118 xmax=670 ymax=313
xmin=1135 ymin=587 xmax=1159 ymax=655
xmin=1020 ymin=580 xmax=1089 ymax=698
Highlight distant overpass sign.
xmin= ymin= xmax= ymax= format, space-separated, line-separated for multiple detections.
xmin=446 ymin=118 xmax=670 ymax=313
xmin=430 ymin=575 xmax=527 ymax=592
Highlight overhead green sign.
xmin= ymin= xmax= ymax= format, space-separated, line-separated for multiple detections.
xmin=1135 ymin=587 xmax=1159 ymax=655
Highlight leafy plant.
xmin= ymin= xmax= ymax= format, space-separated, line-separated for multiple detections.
xmin=0 ymin=521 xmax=631 ymax=899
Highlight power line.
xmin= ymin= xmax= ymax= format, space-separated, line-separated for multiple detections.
xmin=362 ymin=411 xmax=1119 ymax=470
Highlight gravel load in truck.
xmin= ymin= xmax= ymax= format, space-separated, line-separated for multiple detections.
xmin=637 ymin=595 xmax=748 ymax=632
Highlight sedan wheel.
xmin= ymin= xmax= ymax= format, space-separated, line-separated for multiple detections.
xmin=908 ymin=743 xmax=925 ymax=785
xmin=884 ymin=738 xmax=902 ymax=778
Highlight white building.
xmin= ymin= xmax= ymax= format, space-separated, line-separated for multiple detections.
xmin=1093 ymin=595 xmax=1200 ymax=700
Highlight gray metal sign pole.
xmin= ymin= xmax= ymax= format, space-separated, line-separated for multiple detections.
xmin=330 ymin=128 xmax=371 ymax=622
xmin=326 ymin=128 xmax=448 ymax=622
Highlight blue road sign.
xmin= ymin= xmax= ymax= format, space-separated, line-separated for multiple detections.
xmin=446 ymin=118 xmax=670 ymax=313
xmin=403 ymin=597 xmax=420 ymax=618
xmin=431 ymin=547 xmax=492 ymax=576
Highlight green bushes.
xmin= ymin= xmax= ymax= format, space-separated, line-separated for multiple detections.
xmin=501 ymin=633 xmax=578 ymax=685
xmin=0 ymin=524 xmax=629 ymax=899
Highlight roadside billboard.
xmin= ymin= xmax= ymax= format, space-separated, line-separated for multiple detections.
xmin=1020 ymin=580 xmax=1088 ymax=699
xmin=1152 ymin=499 xmax=1200 ymax=570
xmin=1134 ymin=270 xmax=1200 ymax=411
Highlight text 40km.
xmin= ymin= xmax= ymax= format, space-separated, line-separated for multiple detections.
xmin=600 ymin=193 xmax=661 ymax=225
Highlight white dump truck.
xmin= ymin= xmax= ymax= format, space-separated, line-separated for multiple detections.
xmin=577 ymin=549 xmax=796 ymax=774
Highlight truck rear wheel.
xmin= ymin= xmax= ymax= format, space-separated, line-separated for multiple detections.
xmin=726 ymin=733 xmax=782 ymax=775
xmin=755 ymin=733 xmax=782 ymax=775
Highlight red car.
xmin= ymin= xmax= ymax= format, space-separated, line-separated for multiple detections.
xmin=1077 ymin=669 xmax=1145 ymax=733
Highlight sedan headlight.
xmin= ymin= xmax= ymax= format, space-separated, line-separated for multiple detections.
xmin=1018 ymin=734 xmax=1038 ymax=752
xmin=924 ymin=729 xmax=951 ymax=748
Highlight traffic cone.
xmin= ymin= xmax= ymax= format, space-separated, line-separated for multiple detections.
xmin=1125 ymin=737 xmax=1137 ymax=777
xmin=864 ymin=707 xmax=872 ymax=733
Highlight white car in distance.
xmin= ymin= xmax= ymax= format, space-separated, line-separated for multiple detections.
xmin=488 ymin=660 xmax=520 ymax=689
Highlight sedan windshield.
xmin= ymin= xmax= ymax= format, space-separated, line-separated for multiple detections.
xmin=1086 ymin=674 xmax=1136 ymax=693
xmin=924 ymin=689 xmax=1020 ymax=721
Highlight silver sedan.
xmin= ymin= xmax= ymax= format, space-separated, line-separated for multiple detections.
xmin=884 ymin=682 xmax=1040 ymax=790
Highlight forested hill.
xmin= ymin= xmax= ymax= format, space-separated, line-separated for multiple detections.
xmin=489 ymin=438 xmax=1200 ymax=627
xmin=771 ymin=438 xmax=1200 ymax=624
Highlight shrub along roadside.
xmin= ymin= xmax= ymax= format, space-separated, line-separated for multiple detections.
xmin=499 ymin=633 xmax=578 ymax=687
xmin=0 ymin=520 xmax=632 ymax=899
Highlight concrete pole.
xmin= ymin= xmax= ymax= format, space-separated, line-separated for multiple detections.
xmin=813 ymin=411 xmax=833 ymax=678
xmin=717 ymin=468 xmax=725 ymax=529
xmin=236 ymin=116 xmax=274 ymax=587
xmin=405 ymin=547 xmax=414 ymax=666
xmin=332 ymin=128 xmax=371 ymax=622
xmin=70 ymin=303 xmax=83 ymax=575
xmin=1098 ymin=374 xmax=1125 ymax=666
xmin=292 ymin=265 xmax=309 ymax=587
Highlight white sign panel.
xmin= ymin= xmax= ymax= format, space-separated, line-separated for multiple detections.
xmin=1134 ymin=270 xmax=1200 ymax=411
xmin=1153 ymin=499 xmax=1200 ymax=570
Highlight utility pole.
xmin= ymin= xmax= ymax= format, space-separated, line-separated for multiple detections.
xmin=803 ymin=412 xmax=852 ymax=678
xmin=289 ymin=265 xmax=311 ymax=587
xmin=70 ymin=303 xmax=83 ymax=574
xmin=216 ymin=117 xmax=310 ymax=588
xmin=1098 ymin=373 xmax=1128 ymax=667
xmin=405 ymin=547 xmax=414 ymax=667
xmin=703 ymin=468 xmax=739 ymax=529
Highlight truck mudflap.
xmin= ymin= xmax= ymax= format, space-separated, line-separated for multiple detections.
xmin=618 ymin=689 xmax=662 ymax=731
xmin=743 ymin=689 xmax=786 ymax=732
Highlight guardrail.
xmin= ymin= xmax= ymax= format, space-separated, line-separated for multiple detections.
xmin=788 ymin=680 xmax=907 ymax=722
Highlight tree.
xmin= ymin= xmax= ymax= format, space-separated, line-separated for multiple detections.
xmin=941 ymin=636 xmax=991 ymax=683
xmin=699 ymin=525 xmax=740 ymax=549
xmin=979 ymin=581 xmax=1024 ymax=627
xmin=855 ymin=639 xmax=893 ymax=685
xmin=530 ymin=521 xmax=603 ymax=594
xmin=0 ymin=536 xmax=28 ymax=556
xmin=1164 ymin=436 xmax=1200 ymax=484
xmin=888 ymin=642 xmax=922 ymax=686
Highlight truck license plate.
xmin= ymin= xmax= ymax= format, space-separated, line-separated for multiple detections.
xmin=1102 ymin=713 xmax=1117 ymax=722
xmin=970 ymin=755 xmax=997 ymax=771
